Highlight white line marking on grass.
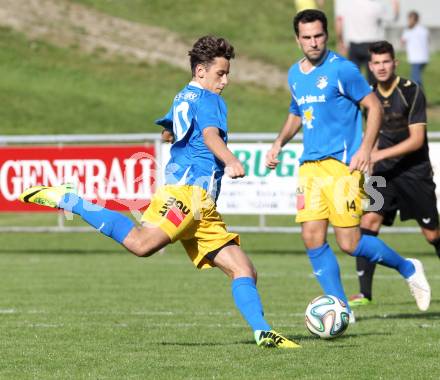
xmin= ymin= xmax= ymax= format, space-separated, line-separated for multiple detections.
xmin=131 ymin=311 xmax=175 ymax=316
xmin=114 ymin=323 xmax=128 ymax=328
xmin=29 ymin=323 xmax=64 ymax=328
xmin=0 ymin=309 xmax=16 ymax=314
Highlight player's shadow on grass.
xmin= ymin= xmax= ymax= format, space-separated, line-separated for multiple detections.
xmin=288 ymin=331 xmax=391 ymax=341
xmin=0 ymin=248 xmax=123 ymax=255
xmin=387 ymin=299 xmax=440 ymax=307
xmin=236 ymin=330 xmax=391 ymax=346
xmin=359 ymin=311 xmax=440 ymax=321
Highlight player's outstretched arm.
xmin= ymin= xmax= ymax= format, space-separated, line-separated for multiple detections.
xmin=266 ymin=113 xmax=302 ymax=169
xmin=349 ymin=93 xmax=383 ymax=172
xmin=202 ymin=126 xmax=245 ymax=178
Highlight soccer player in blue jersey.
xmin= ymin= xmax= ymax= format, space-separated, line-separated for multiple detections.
xmin=19 ymin=36 xmax=299 ymax=349
xmin=266 ymin=9 xmax=431 ymax=316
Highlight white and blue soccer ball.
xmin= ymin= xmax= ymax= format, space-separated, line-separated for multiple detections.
xmin=305 ymin=295 xmax=350 ymax=339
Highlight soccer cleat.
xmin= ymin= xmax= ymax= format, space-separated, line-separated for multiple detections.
xmin=406 ymin=258 xmax=431 ymax=311
xmin=348 ymin=293 xmax=372 ymax=308
xmin=18 ymin=183 xmax=76 ymax=209
xmin=254 ymin=330 xmax=301 ymax=349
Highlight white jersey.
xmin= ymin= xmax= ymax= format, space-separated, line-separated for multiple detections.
xmin=338 ymin=0 xmax=395 ymax=43
xmin=402 ymin=24 xmax=430 ymax=64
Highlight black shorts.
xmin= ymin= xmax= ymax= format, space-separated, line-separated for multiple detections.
xmin=366 ymin=174 xmax=439 ymax=230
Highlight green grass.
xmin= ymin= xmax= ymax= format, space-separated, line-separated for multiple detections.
xmin=69 ymin=0 xmax=440 ymax=107
xmin=71 ymin=0 xmax=336 ymax=69
xmin=0 ymin=229 xmax=439 ymax=378
xmin=0 ymin=27 xmax=288 ymax=135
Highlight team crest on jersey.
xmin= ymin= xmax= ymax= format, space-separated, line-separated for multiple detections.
xmin=316 ymin=76 xmax=328 ymax=90
xmin=302 ymin=106 xmax=315 ymax=129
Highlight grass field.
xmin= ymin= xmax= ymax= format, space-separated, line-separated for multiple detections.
xmin=1 ymin=3 xmax=440 ymax=377
xmin=0 ymin=228 xmax=439 ymax=379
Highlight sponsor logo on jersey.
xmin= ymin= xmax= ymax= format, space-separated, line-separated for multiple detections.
xmin=159 ymin=196 xmax=191 ymax=227
xmin=316 ymin=76 xmax=328 ymax=90
xmin=297 ymin=94 xmax=326 ymax=106
xmin=302 ymin=106 xmax=315 ymax=129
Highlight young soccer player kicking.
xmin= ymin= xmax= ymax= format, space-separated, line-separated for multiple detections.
xmin=19 ymin=36 xmax=299 ymax=349
xmin=266 ymin=10 xmax=431 ymax=319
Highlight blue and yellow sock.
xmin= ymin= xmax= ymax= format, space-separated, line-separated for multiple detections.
xmin=353 ymin=235 xmax=415 ymax=279
xmin=307 ymin=242 xmax=350 ymax=311
xmin=60 ymin=193 xmax=135 ymax=244
xmin=232 ymin=277 xmax=271 ymax=332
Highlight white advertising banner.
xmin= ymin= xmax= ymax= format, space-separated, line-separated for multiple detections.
xmin=217 ymin=143 xmax=303 ymax=214
xmin=162 ymin=143 xmax=303 ymax=215
xmin=162 ymin=142 xmax=440 ymax=215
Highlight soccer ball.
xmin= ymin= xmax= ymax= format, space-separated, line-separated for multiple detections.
xmin=305 ymin=295 xmax=350 ymax=339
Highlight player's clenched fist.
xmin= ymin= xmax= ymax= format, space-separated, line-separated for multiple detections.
xmin=225 ymin=157 xmax=245 ymax=178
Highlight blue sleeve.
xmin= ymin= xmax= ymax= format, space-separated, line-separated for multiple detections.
xmin=287 ymin=65 xmax=301 ymax=116
xmin=155 ymin=106 xmax=173 ymax=130
xmin=338 ymin=61 xmax=371 ymax=102
xmin=289 ymin=96 xmax=301 ymax=116
xmin=196 ymin=94 xmax=225 ymax=132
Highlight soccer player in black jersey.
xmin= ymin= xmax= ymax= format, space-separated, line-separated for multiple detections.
xmin=350 ymin=41 xmax=440 ymax=307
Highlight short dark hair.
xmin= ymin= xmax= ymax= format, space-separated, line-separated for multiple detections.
xmin=408 ymin=10 xmax=419 ymax=22
xmin=293 ymin=9 xmax=328 ymax=37
xmin=188 ymin=36 xmax=235 ymax=76
xmin=368 ymin=41 xmax=395 ymax=60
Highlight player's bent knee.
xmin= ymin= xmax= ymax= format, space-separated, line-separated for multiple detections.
xmin=338 ymin=242 xmax=357 ymax=255
xmin=423 ymin=228 xmax=440 ymax=243
xmin=361 ymin=213 xmax=382 ymax=231
xmin=335 ymin=236 xmax=358 ymax=255
xmin=302 ymin=234 xmax=326 ymax=249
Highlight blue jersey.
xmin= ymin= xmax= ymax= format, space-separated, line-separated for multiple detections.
xmin=155 ymin=81 xmax=227 ymax=200
xmin=288 ymin=50 xmax=371 ymax=164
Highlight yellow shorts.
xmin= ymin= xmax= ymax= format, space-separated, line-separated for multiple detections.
xmin=295 ymin=158 xmax=366 ymax=227
xmin=141 ymin=185 xmax=239 ymax=269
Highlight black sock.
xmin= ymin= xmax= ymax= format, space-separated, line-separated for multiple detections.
xmin=429 ymin=237 xmax=440 ymax=259
xmin=356 ymin=228 xmax=379 ymax=300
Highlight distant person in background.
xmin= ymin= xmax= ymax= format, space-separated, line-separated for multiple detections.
xmin=401 ymin=11 xmax=429 ymax=87
xmin=350 ymin=41 xmax=440 ymax=307
xmin=334 ymin=0 xmax=350 ymax=56
xmin=295 ymin=0 xmax=324 ymax=13
xmin=335 ymin=0 xmax=399 ymax=83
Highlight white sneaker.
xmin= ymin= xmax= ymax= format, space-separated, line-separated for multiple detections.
xmin=348 ymin=311 xmax=356 ymax=324
xmin=406 ymin=258 xmax=431 ymax=311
